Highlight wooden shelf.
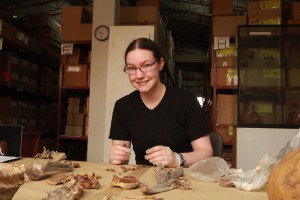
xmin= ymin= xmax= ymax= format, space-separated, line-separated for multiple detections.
xmin=59 ymin=135 xmax=88 ymax=140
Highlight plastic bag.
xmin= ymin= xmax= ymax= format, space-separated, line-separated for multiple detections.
xmin=188 ymin=128 xmax=300 ymax=191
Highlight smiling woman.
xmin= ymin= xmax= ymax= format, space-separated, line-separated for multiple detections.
xmin=108 ymin=37 xmax=213 ymax=168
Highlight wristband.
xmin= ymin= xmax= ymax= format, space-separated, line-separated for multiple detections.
xmin=178 ymin=153 xmax=185 ymax=166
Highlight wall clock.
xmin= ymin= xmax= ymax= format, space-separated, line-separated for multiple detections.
xmin=94 ymin=25 xmax=110 ymax=41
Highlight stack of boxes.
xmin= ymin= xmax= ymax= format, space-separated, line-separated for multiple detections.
xmin=61 ymin=6 xmax=92 ymax=88
xmin=65 ymin=97 xmax=88 ymax=137
xmin=211 ymin=0 xmax=247 ymax=165
xmin=20 ymin=13 xmax=62 ymax=61
xmin=247 ymin=0 xmax=281 ymax=25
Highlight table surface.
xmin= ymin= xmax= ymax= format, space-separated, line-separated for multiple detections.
xmin=12 ymin=158 xmax=269 ymax=200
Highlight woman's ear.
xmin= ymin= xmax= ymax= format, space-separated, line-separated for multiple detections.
xmin=158 ymin=58 xmax=165 ymax=71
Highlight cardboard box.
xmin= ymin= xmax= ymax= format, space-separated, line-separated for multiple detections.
xmin=20 ymin=14 xmax=61 ymax=33
xmin=68 ymin=98 xmax=80 ymax=106
xmin=217 ymin=94 xmax=238 ymax=125
xmin=215 ymin=46 xmax=238 ymax=67
xmin=63 ymin=64 xmax=88 ymax=87
xmin=215 ymin=124 xmax=236 ymax=143
xmin=286 ymin=68 xmax=300 ymax=87
xmin=65 ymin=125 xmax=83 ymax=136
xmin=68 ymin=106 xmax=80 ymax=114
xmin=136 ymin=0 xmax=160 ymax=6
xmin=61 ymin=23 xmax=92 ymax=43
xmin=61 ymin=48 xmax=86 ymax=65
xmin=0 ymin=96 xmax=19 ymax=118
xmin=212 ymin=0 xmax=233 ymax=16
xmin=245 ymin=67 xmax=281 ymax=87
xmin=290 ymin=2 xmax=300 ymax=19
xmin=67 ymin=113 xmax=84 ymax=126
xmin=211 ymin=67 xmax=238 ymax=86
xmin=247 ymin=0 xmax=281 ymax=17
xmin=287 ymin=19 xmax=300 ymax=24
xmin=120 ymin=6 xmax=159 ymax=24
xmin=240 ymin=101 xmax=275 ymax=124
xmin=248 ymin=14 xmax=281 ymax=25
xmin=0 ymin=19 xmax=42 ymax=55
xmin=213 ymin=15 xmax=246 ymax=36
xmin=61 ymin=6 xmax=91 ymax=24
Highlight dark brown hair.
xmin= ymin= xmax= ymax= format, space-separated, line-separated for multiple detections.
xmin=124 ymin=38 xmax=166 ymax=71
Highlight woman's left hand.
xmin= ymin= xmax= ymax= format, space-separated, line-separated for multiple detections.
xmin=145 ymin=145 xmax=180 ymax=167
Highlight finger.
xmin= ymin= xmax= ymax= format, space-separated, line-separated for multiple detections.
xmin=146 ymin=145 xmax=164 ymax=154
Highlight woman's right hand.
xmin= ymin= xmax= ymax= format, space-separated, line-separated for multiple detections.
xmin=109 ymin=140 xmax=131 ymax=165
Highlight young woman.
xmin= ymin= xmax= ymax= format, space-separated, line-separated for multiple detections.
xmin=108 ymin=38 xmax=212 ymax=167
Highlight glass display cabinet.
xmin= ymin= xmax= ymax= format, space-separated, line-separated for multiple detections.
xmin=238 ymin=25 xmax=300 ymax=128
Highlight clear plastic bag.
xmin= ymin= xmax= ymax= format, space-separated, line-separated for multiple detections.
xmin=188 ymin=128 xmax=300 ymax=191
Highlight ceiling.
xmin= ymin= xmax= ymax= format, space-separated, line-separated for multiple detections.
xmin=0 ymin=0 xmax=248 ymax=93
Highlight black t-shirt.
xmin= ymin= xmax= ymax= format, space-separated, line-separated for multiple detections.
xmin=109 ymin=86 xmax=210 ymax=165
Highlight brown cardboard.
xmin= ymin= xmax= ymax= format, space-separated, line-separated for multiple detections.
xmin=213 ymin=15 xmax=246 ymax=36
xmin=287 ymin=19 xmax=300 ymax=24
xmin=217 ymin=94 xmax=238 ymax=125
xmin=211 ymin=67 xmax=238 ymax=86
xmin=215 ymin=125 xmax=236 ymax=143
xmin=63 ymin=64 xmax=88 ymax=87
xmin=68 ymin=98 xmax=80 ymax=106
xmin=61 ymin=6 xmax=91 ymax=24
xmin=61 ymin=23 xmax=92 ymax=43
xmin=61 ymin=48 xmax=86 ymax=65
xmin=248 ymin=14 xmax=281 ymax=25
xmin=212 ymin=0 xmax=233 ymax=16
xmin=136 ymin=0 xmax=160 ymax=6
xmin=247 ymin=1 xmax=281 ymax=17
xmin=0 ymin=19 xmax=42 ymax=55
xmin=120 ymin=6 xmax=159 ymax=24
xmin=286 ymin=68 xmax=300 ymax=87
xmin=68 ymin=106 xmax=80 ymax=114
xmin=245 ymin=67 xmax=281 ymax=87
xmin=65 ymin=125 xmax=83 ymax=136
xmin=290 ymin=2 xmax=300 ymax=19
xmin=67 ymin=113 xmax=84 ymax=126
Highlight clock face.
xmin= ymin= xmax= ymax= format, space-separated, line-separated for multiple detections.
xmin=94 ymin=25 xmax=110 ymax=41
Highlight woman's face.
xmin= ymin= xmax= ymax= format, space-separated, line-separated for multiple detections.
xmin=125 ymin=49 xmax=164 ymax=93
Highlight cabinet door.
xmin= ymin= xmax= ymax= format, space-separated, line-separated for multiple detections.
xmin=105 ymin=26 xmax=155 ymax=164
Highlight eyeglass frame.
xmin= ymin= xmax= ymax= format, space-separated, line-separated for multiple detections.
xmin=123 ymin=59 xmax=158 ymax=74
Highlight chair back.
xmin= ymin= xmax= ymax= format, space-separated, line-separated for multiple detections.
xmin=209 ymin=131 xmax=223 ymax=157
xmin=21 ymin=131 xmax=41 ymax=157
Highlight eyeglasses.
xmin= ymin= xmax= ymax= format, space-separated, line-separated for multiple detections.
xmin=123 ymin=60 xmax=157 ymax=74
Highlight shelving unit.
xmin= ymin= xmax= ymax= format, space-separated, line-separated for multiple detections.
xmin=56 ymin=47 xmax=91 ymax=161
xmin=211 ymin=43 xmax=238 ymax=168
xmin=238 ymin=25 xmax=300 ymax=128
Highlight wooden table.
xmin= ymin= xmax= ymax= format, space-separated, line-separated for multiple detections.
xmin=12 ymin=158 xmax=268 ymax=200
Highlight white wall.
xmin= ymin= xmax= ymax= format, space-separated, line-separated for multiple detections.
xmin=87 ymin=0 xmax=118 ymax=163
xmin=236 ymin=127 xmax=297 ymax=170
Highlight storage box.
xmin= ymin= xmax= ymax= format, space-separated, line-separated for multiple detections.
xmin=290 ymin=2 xmax=300 ymax=19
xmin=136 ymin=0 xmax=160 ymax=6
xmin=68 ymin=106 xmax=80 ymax=114
xmin=68 ymin=98 xmax=81 ymax=106
xmin=120 ymin=6 xmax=159 ymax=24
xmin=245 ymin=67 xmax=281 ymax=87
xmin=248 ymin=14 xmax=281 ymax=25
xmin=286 ymin=68 xmax=300 ymax=87
xmin=61 ymin=23 xmax=92 ymax=43
xmin=61 ymin=6 xmax=91 ymax=24
xmin=211 ymin=67 xmax=238 ymax=86
xmin=63 ymin=64 xmax=88 ymax=87
xmin=215 ymin=124 xmax=236 ymax=143
xmin=67 ymin=113 xmax=84 ymax=126
xmin=240 ymin=101 xmax=275 ymax=124
xmin=0 ymin=19 xmax=42 ymax=55
xmin=20 ymin=14 xmax=61 ymax=33
xmin=65 ymin=125 xmax=83 ymax=136
xmin=213 ymin=15 xmax=246 ymax=36
xmin=212 ymin=0 xmax=233 ymax=16
xmin=215 ymin=46 xmax=238 ymax=67
xmin=217 ymin=94 xmax=238 ymax=125
xmin=247 ymin=1 xmax=281 ymax=17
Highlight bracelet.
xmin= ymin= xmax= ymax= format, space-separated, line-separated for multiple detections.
xmin=178 ymin=153 xmax=185 ymax=166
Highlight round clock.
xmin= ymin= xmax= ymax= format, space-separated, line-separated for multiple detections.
xmin=94 ymin=25 xmax=110 ymax=41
